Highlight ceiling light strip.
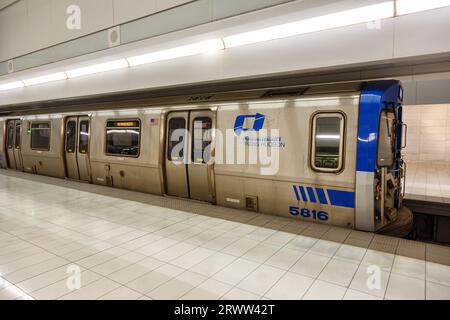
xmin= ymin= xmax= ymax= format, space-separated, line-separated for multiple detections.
xmin=127 ymin=38 xmax=225 ymax=67
xmin=23 ymin=72 xmax=68 ymax=86
xmin=0 ymin=81 xmax=24 ymax=91
xmin=396 ymin=0 xmax=450 ymax=15
xmin=223 ymin=1 xmax=395 ymax=48
xmin=2 ymin=1 xmax=450 ymax=92
xmin=66 ymin=59 xmax=129 ymax=79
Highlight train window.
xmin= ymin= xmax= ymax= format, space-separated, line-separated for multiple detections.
xmin=167 ymin=117 xmax=186 ymax=161
xmin=7 ymin=123 xmax=14 ymax=149
xmin=311 ymin=113 xmax=345 ymax=173
xmin=192 ymin=117 xmax=212 ymax=163
xmin=106 ymin=119 xmax=140 ymax=157
xmin=66 ymin=121 xmax=76 ymax=153
xmin=14 ymin=123 xmax=21 ymax=149
xmin=79 ymin=120 xmax=89 ymax=154
xmin=30 ymin=122 xmax=50 ymax=151
xmin=377 ymin=110 xmax=396 ymax=167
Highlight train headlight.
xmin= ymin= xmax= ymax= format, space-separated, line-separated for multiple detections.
xmin=398 ymin=87 xmax=404 ymax=102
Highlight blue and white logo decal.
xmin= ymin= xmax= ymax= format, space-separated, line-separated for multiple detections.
xmin=233 ymin=113 xmax=265 ymax=136
xmin=233 ymin=113 xmax=285 ymax=148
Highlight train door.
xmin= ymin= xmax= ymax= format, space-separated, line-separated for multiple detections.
xmin=64 ymin=116 xmax=91 ymax=181
xmin=6 ymin=119 xmax=23 ymax=171
xmin=77 ymin=116 xmax=91 ymax=181
xmin=165 ymin=110 xmax=215 ymax=203
xmin=14 ymin=121 xmax=23 ymax=171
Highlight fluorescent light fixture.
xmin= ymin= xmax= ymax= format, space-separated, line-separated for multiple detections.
xmin=5 ymin=0 xmax=450 ymax=90
xmin=23 ymin=72 xmax=67 ymax=86
xmin=127 ymin=38 xmax=224 ymax=67
xmin=223 ymin=1 xmax=395 ymax=48
xmin=316 ymin=134 xmax=340 ymax=140
xmin=66 ymin=59 xmax=129 ymax=78
xmin=396 ymin=0 xmax=450 ymax=15
xmin=0 ymin=81 xmax=24 ymax=91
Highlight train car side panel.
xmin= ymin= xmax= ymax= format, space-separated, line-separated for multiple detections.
xmin=214 ymin=94 xmax=359 ymax=228
xmin=89 ymin=109 xmax=164 ymax=194
xmin=20 ymin=116 xmax=65 ymax=178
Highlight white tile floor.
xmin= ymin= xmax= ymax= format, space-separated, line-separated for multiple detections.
xmin=0 ymin=171 xmax=449 ymax=300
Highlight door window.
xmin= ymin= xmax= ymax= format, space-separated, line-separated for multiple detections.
xmin=167 ymin=117 xmax=186 ymax=161
xmin=66 ymin=121 xmax=76 ymax=153
xmin=14 ymin=123 xmax=21 ymax=149
xmin=79 ymin=120 xmax=89 ymax=154
xmin=7 ymin=123 xmax=14 ymax=149
xmin=377 ymin=110 xmax=396 ymax=167
xmin=192 ymin=117 xmax=212 ymax=164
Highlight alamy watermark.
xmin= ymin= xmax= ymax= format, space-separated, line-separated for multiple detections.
xmin=66 ymin=5 xmax=81 ymax=30
xmin=168 ymin=128 xmax=282 ymax=175
xmin=66 ymin=265 xmax=81 ymax=290
xmin=366 ymin=265 xmax=382 ymax=290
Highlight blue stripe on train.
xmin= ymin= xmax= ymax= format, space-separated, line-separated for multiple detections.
xmin=326 ymin=189 xmax=355 ymax=208
xmin=299 ymin=186 xmax=308 ymax=202
xmin=293 ymin=185 xmax=300 ymax=201
xmin=292 ymin=185 xmax=355 ymax=209
xmin=316 ymin=188 xmax=328 ymax=205
xmin=306 ymin=187 xmax=316 ymax=203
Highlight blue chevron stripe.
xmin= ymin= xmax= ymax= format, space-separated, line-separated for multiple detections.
xmin=316 ymin=188 xmax=328 ymax=205
xmin=299 ymin=186 xmax=308 ymax=202
xmin=306 ymin=187 xmax=316 ymax=203
xmin=293 ymin=185 xmax=300 ymax=201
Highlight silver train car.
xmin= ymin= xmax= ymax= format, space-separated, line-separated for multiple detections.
xmin=0 ymin=80 xmax=411 ymax=234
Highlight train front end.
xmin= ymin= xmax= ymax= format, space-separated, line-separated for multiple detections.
xmin=355 ymin=80 xmax=412 ymax=235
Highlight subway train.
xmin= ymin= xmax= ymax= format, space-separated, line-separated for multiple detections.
xmin=0 ymin=79 xmax=412 ymax=235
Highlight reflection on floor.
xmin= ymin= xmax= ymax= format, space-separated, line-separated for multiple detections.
xmin=0 ymin=170 xmax=449 ymax=300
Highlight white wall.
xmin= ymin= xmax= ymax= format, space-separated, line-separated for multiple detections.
xmin=0 ymin=0 xmax=193 ymax=62
xmin=0 ymin=0 xmax=295 ymax=63
xmin=0 ymin=1 xmax=450 ymax=107
xmin=403 ymin=104 xmax=450 ymax=162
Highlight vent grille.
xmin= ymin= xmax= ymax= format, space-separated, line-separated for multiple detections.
xmin=245 ymin=196 xmax=258 ymax=212
xmin=105 ymin=176 xmax=113 ymax=186
xmin=263 ymin=88 xmax=307 ymax=98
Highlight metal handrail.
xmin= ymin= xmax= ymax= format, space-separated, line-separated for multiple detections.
xmin=401 ymin=159 xmax=407 ymax=199
xmin=401 ymin=122 xmax=408 ymax=149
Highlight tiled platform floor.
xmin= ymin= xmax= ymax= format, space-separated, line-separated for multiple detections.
xmin=0 ymin=170 xmax=449 ymax=300
xmin=405 ymin=161 xmax=450 ymax=203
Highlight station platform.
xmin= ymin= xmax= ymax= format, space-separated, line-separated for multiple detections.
xmin=404 ymin=161 xmax=450 ymax=244
xmin=0 ymin=170 xmax=449 ymax=300
xmin=405 ymin=161 xmax=450 ymax=204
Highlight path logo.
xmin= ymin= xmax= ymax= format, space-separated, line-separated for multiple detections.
xmin=233 ymin=113 xmax=265 ymax=136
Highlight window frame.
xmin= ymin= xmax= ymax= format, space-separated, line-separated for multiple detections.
xmin=310 ymin=111 xmax=346 ymax=174
xmin=191 ymin=116 xmax=212 ymax=164
xmin=376 ymin=109 xmax=397 ymax=168
xmin=14 ymin=122 xmax=21 ymax=149
xmin=105 ymin=118 xmax=141 ymax=158
xmin=167 ymin=117 xmax=187 ymax=162
xmin=30 ymin=121 xmax=51 ymax=151
xmin=6 ymin=122 xmax=14 ymax=149
xmin=65 ymin=120 xmax=77 ymax=153
xmin=79 ymin=120 xmax=90 ymax=154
